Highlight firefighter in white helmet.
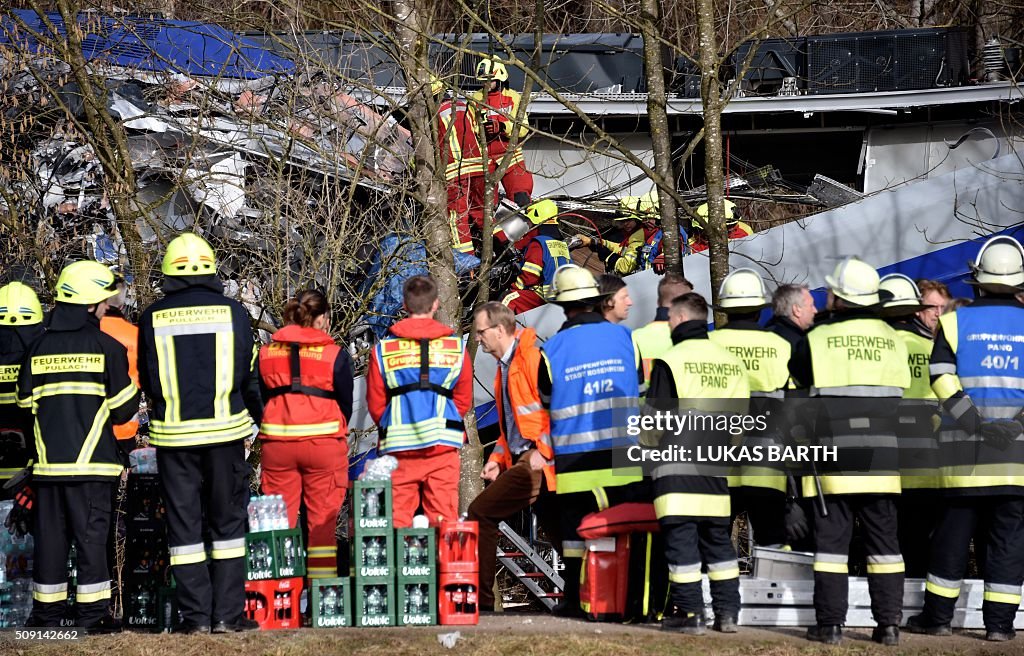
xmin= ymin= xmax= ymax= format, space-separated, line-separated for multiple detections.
xmin=907 ymin=235 xmax=1024 ymax=642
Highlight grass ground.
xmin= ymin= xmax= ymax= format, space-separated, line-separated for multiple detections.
xmin=2 ymin=614 xmax=1022 ymax=656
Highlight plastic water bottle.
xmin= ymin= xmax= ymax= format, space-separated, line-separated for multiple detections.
xmin=408 ymin=584 xmax=424 ymax=614
xmin=366 ymin=586 xmax=383 ymax=615
xmin=257 ymin=496 xmax=270 ymax=531
xmin=364 ymin=488 xmax=379 ymax=519
xmin=275 ymin=496 xmax=288 ymax=530
xmin=247 ymin=499 xmax=261 ymax=532
xmin=322 ymin=586 xmax=337 ymax=617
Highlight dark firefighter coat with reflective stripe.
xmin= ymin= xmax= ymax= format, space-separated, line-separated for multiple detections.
xmin=0 ymin=323 xmax=44 ymax=481
xmin=16 ymin=304 xmax=139 ymax=482
xmin=138 ymin=276 xmax=263 ymax=448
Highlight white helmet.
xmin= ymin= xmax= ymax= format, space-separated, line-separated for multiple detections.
xmin=716 ymin=268 xmax=768 ymax=311
xmin=552 ymin=264 xmax=603 ymax=304
xmin=879 ymin=273 xmax=929 ymax=314
xmin=967 ymin=235 xmax=1024 ymax=291
xmin=825 ymin=256 xmax=881 ymax=306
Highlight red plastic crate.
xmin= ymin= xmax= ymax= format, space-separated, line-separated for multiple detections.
xmin=244 ymin=577 xmax=304 ymax=630
xmin=580 ymin=536 xmax=630 ymax=621
xmin=437 ymin=520 xmax=478 ymax=574
xmin=438 ymin=572 xmax=478 ymax=625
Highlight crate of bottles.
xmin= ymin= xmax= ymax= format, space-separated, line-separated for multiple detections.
xmin=0 ymin=580 xmax=32 ymax=628
xmin=125 ymin=473 xmax=166 ymax=533
xmin=353 ymin=532 xmax=394 ymax=580
xmin=246 ymin=528 xmax=306 ymax=581
xmin=353 ymin=579 xmax=394 ymax=628
xmin=353 ymin=480 xmax=392 ymax=533
xmin=244 ymin=577 xmax=304 ymax=630
xmin=310 ymin=577 xmax=352 ymax=628
xmin=123 ymin=578 xmax=160 ymax=631
xmin=396 ymin=528 xmax=436 ymax=583
xmin=397 ymin=581 xmax=436 ymax=626
xmin=125 ymin=539 xmax=168 ymax=579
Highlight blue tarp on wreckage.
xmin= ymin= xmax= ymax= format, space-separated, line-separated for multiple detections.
xmin=0 ymin=10 xmax=293 ymax=78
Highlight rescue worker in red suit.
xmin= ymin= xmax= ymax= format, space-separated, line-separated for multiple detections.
xmin=689 ymin=200 xmax=753 ymax=253
xmin=472 ymin=58 xmax=533 ymax=209
xmin=258 ymin=289 xmax=353 ymax=579
xmin=435 ymin=78 xmax=489 ymax=255
xmin=501 ymin=199 xmax=571 ymax=315
xmin=366 ymin=275 xmax=474 ymax=527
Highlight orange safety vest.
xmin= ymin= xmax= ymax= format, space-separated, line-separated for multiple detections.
xmin=488 ymin=328 xmax=556 ymax=492
xmin=438 ymin=98 xmax=486 ymax=181
xmin=100 ymin=314 xmax=140 ymax=440
xmin=473 ymin=87 xmax=527 ymax=169
xmin=258 ymin=325 xmax=347 ymax=440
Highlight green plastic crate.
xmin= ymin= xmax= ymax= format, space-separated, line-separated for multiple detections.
xmin=246 ymin=528 xmax=306 ymax=580
xmin=353 ymin=480 xmax=393 ymax=534
xmin=353 ymin=580 xmax=394 ymax=628
xmin=123 ymin=578 xmax=160 ymax=631
xmin=310 ymin=577 xmax=353 ymax=628
xmin=157 ymin=584 xmax=179 ymax=633
xmin=396 ymin=528 xmax=436 ymax=583
xmin=397 ymin=581 xmax=437 ymax=626
xmin=353 ymin=532 xmax=394 ymax=580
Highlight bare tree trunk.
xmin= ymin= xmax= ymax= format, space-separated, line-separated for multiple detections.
xmin=393 ymin=0 xmax=482 ymax=510
xmin=695 ymin=0 xmax=729 ymax=326
xmin=640 ymin=0 xmax=682 ymax=276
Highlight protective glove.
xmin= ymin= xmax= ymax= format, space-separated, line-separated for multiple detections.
xmin=652 ymin=252 xmax=666 ymax=274
xmin=484 ymin=118 xmax=502 ymax=139
xmin=4 ymin=484 xmax=34 ymax=538
xmin=979 ymin=420 xmax=1024 ymax=451
xmin=574 ymin=234 xmax=593 ymax=248
xmin=784 ymin=499 xmax=809 ymax=543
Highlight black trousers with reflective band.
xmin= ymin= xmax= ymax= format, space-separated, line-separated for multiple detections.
xmin=32 ymin=481 xmax=114 ymax=627
xmin=157 ymin=440 xmax=248 ymax=627
xmin=897 ymin=490 xmax=941 ymax=578
xmin=661 ymin=516 xmax=740 ymax=615
xmin=812 ymin=494 xmax=903 ymax=627
xmin=921 ymin=496 xmax=1024 ymax=633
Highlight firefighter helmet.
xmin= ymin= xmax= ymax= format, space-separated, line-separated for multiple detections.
xmin=524 ymin=199 xmax=559 ymax=226
xmin=552 ymin=265 xmax=603 ymax=304
xmin=162 ymin=233 xmax=217 ymax=277
xmin=0 ymin=282 xmax=43 ymax=325
xmin=476 ymin=58 xmax=509 ymax=83
xmin=967 ymin=235 xmax=1024 ymax=291
xmin=878 ymin=273 xmax=928 ymax=312
xmin=825 ymin=256 xmax=881 ymax=307
xmin=716 ymin=268 xmax=768 ymax=311
xmin=54 ymin=261 xmax=118 ymax=306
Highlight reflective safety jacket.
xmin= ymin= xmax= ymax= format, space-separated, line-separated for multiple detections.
xmin=596 ymin=227 xmax=647 ymax=277
xmin=438 ymin=97 xmax=486 ymax=181
xmin=366 ymin=317 xmax=473 ymax=454
xmin=540 ymin=314 xmax=641 ymax=498
xmin=138 ymin=277 xmax=263 ymax=449
xmin=471 ymin=87 xmax=528 ymax=168
xmin=100 ymin=310 xmax=140 ymax=440
xmin=890 ymin=320 xmax=940 ymax=490
xmin=797 ymin=313 xmax=910 ymax=496
xmin=488 ymin=328 xmax=556 ymax=491
xmin=512 ymin=226 xmax=570 ymax=301
xmin=649 ymin=320 xmax=750 ymax=519
xmin=258 ymin=324 xmax=352 ymax=441
xmin=0 ymin=323 xmax=44 ymax=481
xmin=632 ymin=309 xmax=672 ymax=387
xmin=641 ymin=226 xmax=688 ymax=270
xmin=16 ymin=305 xmax=139 ymax=481
xmin=930 ymin=299 xmax=1024 ymax=495
xmin=710 ymin=321 xmax=791 ymax=492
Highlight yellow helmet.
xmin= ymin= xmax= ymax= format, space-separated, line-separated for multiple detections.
xmin=524 ymin=199 xmax=559 ymax=226
xmin=552 ymin=265 xmax=602 ymax=304
xmin=476 ymin=58 xmax=509 ymax=83
xmin=967 ymin=235 xmax=1024 ymax=290
xmin=54 ymin=261 xmax=118 ymax=306
xmin=429 ymin=74 xmax=445 ymax=96
xmin=825 ymin=256 xmax=881 ymax=306
xmin=636 ymin=189 xmax=659 ymax=216
xmin=162 ymin=233 xmax=217 ymax=277
xmin=0 ymin=281 xmax=43 ymax=325
xmin=716 ymin=268 xmax=768 ymax=311
xmin=694 ymin=199 xmax=737 ymax=227
xmin=879 ymin=273 xmax=927 ymax=312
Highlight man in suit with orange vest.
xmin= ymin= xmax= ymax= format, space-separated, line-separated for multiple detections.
xmin=99 ymin=274 xmax=141 ymax=443
xmin=365 ymin=275 xmax=474 ymax=527
xmin=467 ymin=301 xmax=559 ymax=612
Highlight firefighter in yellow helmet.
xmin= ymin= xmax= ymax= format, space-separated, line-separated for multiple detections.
xmin=137 ymin=233 xmax=264 ymax=634
xmin=16 ymin=261 xmax=139 ymax=633
xmin=500 ymin=199 xmax=570 ymax=314
xmin=472 ymin=56 xmax=534 ymax=208
xmin=789 ymin=257 xmax=910 ymax=646
xmin=574 ymin=195 xmax=653 ymax=276
xmin=0 ymin=282 xmax=44 ymax=492
xmin=689 ymin=200 xmax=753 ymax=253
xmin=907 ymin=235 xmax=1024 ymax=643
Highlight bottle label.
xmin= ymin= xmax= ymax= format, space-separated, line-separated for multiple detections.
xmin=279 ymin=567 xmax=296 ymax=577
xmin=360 ymin=615 xmax=391 ymax=626
xmin=402 ymin=566 xmax=431 ymax=577
xmin=359 ymin=566 xmax=389 ymax=577
xmin=249 ymin=570 xmax=273 ymax=580
xmin=128 ymin=616 xmax=157 ymax=626
xmin=316 ymin=616 xmax=348 ymax=628
xmin=359 ymin=518 xmax=388 ymax=530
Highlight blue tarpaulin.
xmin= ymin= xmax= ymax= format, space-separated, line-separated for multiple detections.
xmin=0 ymin=10 xmax=293 ymax=78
